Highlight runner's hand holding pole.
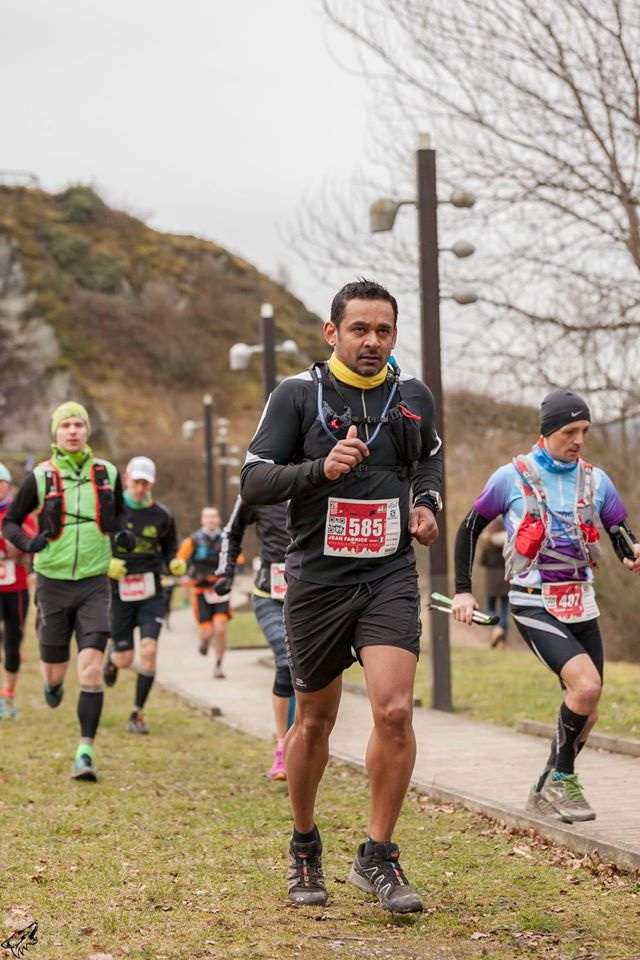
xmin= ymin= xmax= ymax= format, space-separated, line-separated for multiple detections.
xmin=451 ymin=591 xmax=481 ymax=626
xmin=610 ymin=524 xmax=640 ymax=573
xmin=431 ymin=592 xmax=500 ymax=626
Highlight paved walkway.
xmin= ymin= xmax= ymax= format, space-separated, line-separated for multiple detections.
xmin=157 ymin=608 xmax=640 ymax=874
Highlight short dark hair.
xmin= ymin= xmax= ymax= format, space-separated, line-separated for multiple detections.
xmin=330 ymin=278 xmax=398 ymax=328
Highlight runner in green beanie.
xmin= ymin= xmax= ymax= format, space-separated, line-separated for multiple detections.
xmin=50 ymin=401 xmax=91 ymax=439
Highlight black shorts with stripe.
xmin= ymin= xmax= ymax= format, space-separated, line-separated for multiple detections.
xmin=511 ymin=604 xmax=603 ymax=679
xmin=284 ymin=564 xmax=421 ymax=693
xmin=111 ymin=591 xmax=168 ymax=650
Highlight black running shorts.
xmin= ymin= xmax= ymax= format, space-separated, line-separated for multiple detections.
xmin=511 ymin=604 xmax=604 ymax=679
xmin=110 ymin=591 xmax=167 ymax=650
xmin=194 ymin=593 xmax=231 ymax=624
xmin=284 ymin=565 xmax=421 ymax=693
xmin=35 ymin=573 xmax=110 ymax=663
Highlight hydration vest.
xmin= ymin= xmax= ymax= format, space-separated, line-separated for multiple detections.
xmin=188 ymin=529 xmax=222 ymax=580
xmin=503 ymin=454 xmax=602 ymax=580
xmin=307 ymin=361 xmax=423 ymax=478
xmin=38 ymin=460 xmax=116 ymax=539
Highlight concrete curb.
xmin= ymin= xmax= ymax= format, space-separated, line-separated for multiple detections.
xmin=516 ymin=719 xmax=640 ymax=758
xmin=332 ymin=747 xmax=640 ymax=874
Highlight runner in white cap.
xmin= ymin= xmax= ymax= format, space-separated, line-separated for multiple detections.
xmin=103 ymin=456 xmax=186 ymax=734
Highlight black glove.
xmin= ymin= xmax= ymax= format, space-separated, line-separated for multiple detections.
xmin=27 ymin=533 xmax=50 ymax=553
xmin=114 ymin=529 xmax=137 ymax=552
xmin=214 ymin=577 xmax=233 ymax=596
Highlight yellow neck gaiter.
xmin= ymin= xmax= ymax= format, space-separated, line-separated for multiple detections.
xmin=328 ymin=353 xmax=389 ymax=390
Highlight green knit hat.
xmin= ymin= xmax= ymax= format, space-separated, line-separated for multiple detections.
xmin=51 ymin=401 xmax=91 ymax=438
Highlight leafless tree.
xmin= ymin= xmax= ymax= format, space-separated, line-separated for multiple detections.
xmin=295 ymin=0 xmax=640 ymax=421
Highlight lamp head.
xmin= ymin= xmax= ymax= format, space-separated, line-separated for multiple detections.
xmin=182 ymin=419 xmax=197 ymax=440
xmin=450 ymin=189 xmax=476 ymax=209
xmin=370 ymin=198 xmax=401 ymax=233
xmin=279 ymin=338 xmax=298 ymax=355
xmin=229 ymin=342 xmax=252 ymax=371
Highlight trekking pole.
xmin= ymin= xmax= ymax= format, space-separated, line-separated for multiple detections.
xmin=428 ymin=592 xmax=500 ymax=627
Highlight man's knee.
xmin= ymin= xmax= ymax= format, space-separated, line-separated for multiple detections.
xmin=372 ymin=699 xmax=413 ymax=735
xmin=79 ymin=661 xmax=104 ymax=687
xmin=273 ymin=664 xmax=293 ymax=699
xmin=297 ymin=707 xmax=338 ymax=745
xmin=139 ymin=637 xmax=157 ymax=671
xmin=569 ymin=673 xmax=602 ymax=707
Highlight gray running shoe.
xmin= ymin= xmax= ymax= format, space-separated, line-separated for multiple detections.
xmin=287 ymin=837 xmax=328 ymax=906
xmin=526 ymin=785 xmax=571 ymax=822
xmin=539 ymin=770 xmax=596 ymax=822
xmin=349 ymin=842 xmax=423 ymax=913
xmin=127 ymin=711 xmax=149 ymax=735
xmin=72 ymin=752 xmax=98 ymax=782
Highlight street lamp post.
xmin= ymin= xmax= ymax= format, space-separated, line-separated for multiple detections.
xmin=229 ymin=305 xmax=299 ymax=403
xmin=416 ymin=144 xmax=452 ymax=712
xmin=182 ymin=395 xmax=217 ymax=506
xmin=203 ymin=394 xmax=215 ymax=506
xmin=261 ymin=303 xmax=277 ymax=402
xmin=370 ymin=134 xmax=477 ymax=711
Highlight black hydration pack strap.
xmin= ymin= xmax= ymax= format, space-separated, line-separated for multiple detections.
xmin=310 ymin=361 xmax=400 ymax=447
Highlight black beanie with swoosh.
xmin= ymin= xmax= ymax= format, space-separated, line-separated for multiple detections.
xmin=539 ymin=390 xmax=591 ymax=436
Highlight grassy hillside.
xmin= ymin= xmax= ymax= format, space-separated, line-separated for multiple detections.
xmin=0 ymin=183 xmax=326 ymax=528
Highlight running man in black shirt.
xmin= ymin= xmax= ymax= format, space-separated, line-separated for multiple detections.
xmin=104 ymin=457 xmax=186 ymax=734
xmin=241 ymin=279 xmax=443 ymax=913
xmin=216 ymin=497 xmax=293 ymax=779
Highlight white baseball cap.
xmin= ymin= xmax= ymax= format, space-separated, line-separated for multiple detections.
xmin=125 ymin=456 xmax=156 ymax=484
xmin=0 ymin=462 xmax=11 ymax=483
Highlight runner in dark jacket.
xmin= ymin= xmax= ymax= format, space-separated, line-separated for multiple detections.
xmin=241 ymin=279 xmax=443 ymax=913
xmin=216 ymin=496 xmax=292 ymax=779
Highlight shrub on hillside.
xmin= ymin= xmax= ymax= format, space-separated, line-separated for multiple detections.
xmin=42 ymin=226 xmax=90 ymax=270
xmin=77 ymin=253 xmax=126 ymax=294
xmin=56 ymin=185 xmax=103 ymax=223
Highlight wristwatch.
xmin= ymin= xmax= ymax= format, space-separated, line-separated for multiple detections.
xmin=418 ymin=490 xmax=443 ymax=514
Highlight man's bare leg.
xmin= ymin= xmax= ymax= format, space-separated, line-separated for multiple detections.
xmin=360 ymin=645 xmax=417 ymax=840
xmin=285 ymin=675 xmax=342 ymax=832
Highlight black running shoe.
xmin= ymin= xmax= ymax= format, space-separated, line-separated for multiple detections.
xmin=44 ymin=683 xmax=64 ymax=708
xmin=287 ymin=836 xmax=328 ymax=907
xmin=349 ymin=842 xmax=423 ymax=913
xmin=103 ymin=650 xmax=118 ymax=688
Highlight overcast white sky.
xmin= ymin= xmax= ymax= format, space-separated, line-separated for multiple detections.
xmin=1 ymin=0 xmax=374 ymax=320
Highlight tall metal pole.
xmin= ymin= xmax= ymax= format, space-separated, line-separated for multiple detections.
xmin=203 ymin=394 xmax=215 ymax=506
xmin=261 ymin=302 xmax=276 ymax=403
xmin=416 ymin=140 xmax=453 ymax=712
xmin=219 ymin=435 xmax=228 ymax=520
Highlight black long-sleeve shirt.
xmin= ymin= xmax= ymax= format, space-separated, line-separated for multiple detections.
xmin=241 ymin=367 xmax=443 ymax=585
xmin=111 ymin=499 xmax=177 ymax=591
xmin=217 ymin=496 xmax=290 ymax=594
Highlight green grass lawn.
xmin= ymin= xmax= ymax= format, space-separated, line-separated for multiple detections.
xmin=2 ymin=626 xmax=640 ymax=959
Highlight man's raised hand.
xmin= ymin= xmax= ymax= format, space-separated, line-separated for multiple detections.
xmin=323 ymin=425 xmax=369 ymax=480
